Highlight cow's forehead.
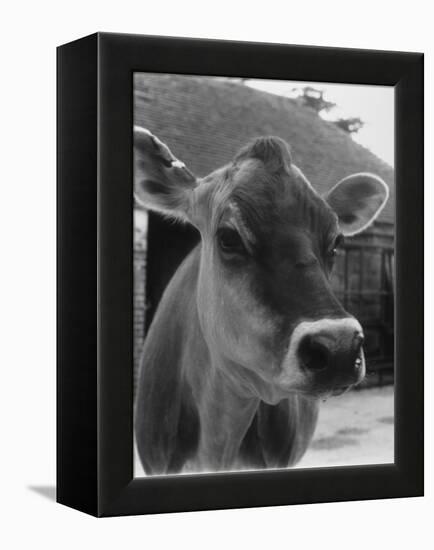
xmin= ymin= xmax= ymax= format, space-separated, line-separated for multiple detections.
xmin=220 ymin=157 xmax=338 ymax=243
xmin=196 ymin=136 xmax=339 ymax=243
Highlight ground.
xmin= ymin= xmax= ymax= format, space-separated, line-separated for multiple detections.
xmin=297 ymin=384 xmax=394 ymax=469
xmin=134 ymin=385 xmax=394 ymax=477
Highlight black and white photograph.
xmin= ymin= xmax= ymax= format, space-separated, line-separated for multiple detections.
xmin=1 ymin=0 xmax=428 ymax=541
xmin=133 ymin=73 xmax=395 ymax=477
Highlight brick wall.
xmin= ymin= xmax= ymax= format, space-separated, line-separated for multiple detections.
xmin=133 ymin=209 xmax=148 ymax=391
xmin=133 ymin=249 xmax=146 ymax=392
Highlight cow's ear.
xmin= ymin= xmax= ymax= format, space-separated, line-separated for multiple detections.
xmin=324 ymin=173 xmax=389 ymax=236
xmin=134 ymin=126 xmax=198 ymax=222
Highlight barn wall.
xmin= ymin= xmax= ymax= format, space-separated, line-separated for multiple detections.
xmin=331 ymin=222 xmax=394 ymax=378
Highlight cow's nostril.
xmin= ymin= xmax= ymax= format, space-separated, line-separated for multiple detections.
xmin=298 ymin=335 xmax=331 ymax=372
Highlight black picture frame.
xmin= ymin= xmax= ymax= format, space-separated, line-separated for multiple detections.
xmin=57 ymin=32 xmax=424 ymax=517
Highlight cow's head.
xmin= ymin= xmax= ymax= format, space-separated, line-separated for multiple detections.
xmin=134 ymin=128 xmax=389 ymax=403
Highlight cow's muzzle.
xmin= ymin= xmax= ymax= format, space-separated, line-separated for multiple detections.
xmin=298 ymin=326 xmax=364 ymax=387
xmin=282 ymin=318 xmax=366 ymax=393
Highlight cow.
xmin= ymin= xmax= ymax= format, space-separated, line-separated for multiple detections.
xmin=133 ymin=127 xmax=389 ymax=475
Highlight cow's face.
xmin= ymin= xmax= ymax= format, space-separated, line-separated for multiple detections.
xmin=134 ymin=128 xmax=389 ymax=403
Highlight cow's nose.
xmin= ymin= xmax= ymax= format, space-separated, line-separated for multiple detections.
xmin=298 ymin=327 xmax=365 ymax=386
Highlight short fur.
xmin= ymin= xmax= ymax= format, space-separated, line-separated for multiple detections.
xmin=134 ymin=131 xmax=389 ymax=475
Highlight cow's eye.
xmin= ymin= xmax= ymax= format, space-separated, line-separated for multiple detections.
xmin=328 ymin=234 xmax=344 ymax=257
xmin=217 ymin=227 xmax=246 ymax=255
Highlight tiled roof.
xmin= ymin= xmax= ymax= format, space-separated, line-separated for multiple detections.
xmin=134 ymin=74 xmax=394 ymax=225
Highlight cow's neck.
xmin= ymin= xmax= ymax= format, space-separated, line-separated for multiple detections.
xmin=178 ymin=248 xmax=260 ymax=472
xmin=193 ymin=357 xmax=259 ymax=472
